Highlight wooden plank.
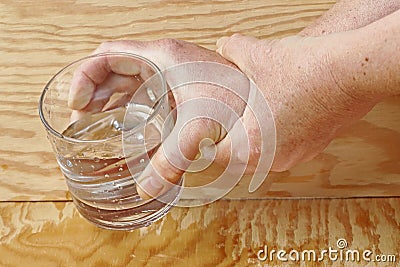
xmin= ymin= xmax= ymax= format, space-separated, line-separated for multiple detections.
xmin=0 ymin=198 xmax=399 ymax=266
xmin=0 ymin=0 xmax=399 ymax=201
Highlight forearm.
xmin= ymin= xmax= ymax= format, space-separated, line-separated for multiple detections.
xmin=300 ymin=0 xmax=400 ymax=36
xmin=329 ymin=9 xmax=400 ymax=100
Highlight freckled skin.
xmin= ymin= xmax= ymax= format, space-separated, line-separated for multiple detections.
xmin=216 ymin=9 xmax=400 ymax=171
xmin=69 ymin=2 xmax=399 ymax=198
xmin=69 ymin=39 xmax=248 ymax=198
xmin=299 ymin=0 xmax=400 ymax=37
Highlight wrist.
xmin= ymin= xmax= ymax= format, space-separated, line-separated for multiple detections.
xmin=323 ymin=12 xmax=400 ymax=101
xmin=322 ymin=31 xmax=387 ymax=103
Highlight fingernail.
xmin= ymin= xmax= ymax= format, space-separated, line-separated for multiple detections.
xmin=68 ymin=74 xmax=95 ymax=109
xmin=113 ymin=60 xmax=141 ymax=76
xmin=68 ymin=88 xmax=92 ymax=110
xmin=138 ymin=177 xmax=164 ymax=198
xmin=70 ymin=110 xmax=87 ymax=123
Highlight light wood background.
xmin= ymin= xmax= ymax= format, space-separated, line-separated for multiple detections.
xmin=0 ymin=199 xmax=399 ymax=267
xmin=0 ymin=0 xmax=399 ymax=266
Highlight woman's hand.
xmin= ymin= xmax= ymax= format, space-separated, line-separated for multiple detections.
xmin=216 ymin=33 xmax=381 ymax=171
xmin=69 ymin=39 xmax=248 ymax=199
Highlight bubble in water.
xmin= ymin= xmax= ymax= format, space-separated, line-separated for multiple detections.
xmin=118 ymin=167 xmax=123 ymax=172
xmin=66 ymin=160 xmax=73 ymax=167
xmin=94 ymin=157 xmax=100 ymax=163
xmin=118 ymin=186 xmax=122 ymax=190
xmin=105 ymin=174 xmax=110 ymax=178
xmin=140 ymin=159 xmax=144 ymax=164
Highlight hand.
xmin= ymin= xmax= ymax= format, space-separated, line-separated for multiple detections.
xmin=68 ymin=39 xmax=247 ymax=198
xmin=216 ymin=33 xmax=380 ymax=171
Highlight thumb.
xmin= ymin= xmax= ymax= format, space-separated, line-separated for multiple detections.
xmin=136 ymin=117 xmax=220 ymax=199
xmin=216 ymin=34 xmax=260 ymax=77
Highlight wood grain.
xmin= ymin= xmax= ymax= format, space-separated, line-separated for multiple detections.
xmin=0 ymin=198 xmax=399 ymax=266
xmin=0 ymin=1 xmax=399 ymax=266
xmin=0 ymin=1 xmax=399 ymax=201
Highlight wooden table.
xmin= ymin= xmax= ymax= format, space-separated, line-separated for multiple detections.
xmin=0 ymin=1 xmax=399 ymax=266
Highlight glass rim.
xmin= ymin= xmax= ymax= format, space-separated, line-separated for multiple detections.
xmin=38 ymin=52 xmax=167 ymax=144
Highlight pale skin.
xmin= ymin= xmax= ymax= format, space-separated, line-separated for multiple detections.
xmin=69 ymin=1 xmax=400 ymax=198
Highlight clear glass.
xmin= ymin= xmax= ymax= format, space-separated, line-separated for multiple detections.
xmin=39 ymin=52 xmax=181 ymax=230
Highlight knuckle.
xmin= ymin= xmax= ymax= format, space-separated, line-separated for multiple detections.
xmin=230 ymin=33 xmax=244 ymax=40
xmin=95 ymin=41 xmax=115 ymax=54
xmin=96 ymin=40 xmax=131 ymax=53
xmin=221 ymin=34 xmax=243 ymax=52
xmin=157 ymin=38 xmax=184 ymax=52
xmin=97 ymin=41 xmax=113 ymax=52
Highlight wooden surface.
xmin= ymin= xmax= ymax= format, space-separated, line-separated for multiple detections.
xmin=0 ymin=199 xmax=399 ymax=266
xmin=0 ymin=1 xmax=399 ymax=266
xmin=0 ymin=0 xmax=399 ymax=201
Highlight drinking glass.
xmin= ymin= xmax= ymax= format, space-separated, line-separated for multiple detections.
xmin=39 ymin=52 xmax=181 ymax=230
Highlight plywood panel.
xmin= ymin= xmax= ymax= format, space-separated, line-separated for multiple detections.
xmin=0 ymin=0 xmax=398 ymax=201
xmin=0 ymin=198 xmax=399 ymax=266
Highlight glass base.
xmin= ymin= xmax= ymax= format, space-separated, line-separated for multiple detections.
xmin=72 ymin=180 xmax=182 ymax=231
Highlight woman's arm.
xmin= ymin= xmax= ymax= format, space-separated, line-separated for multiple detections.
xmin=300 ymin=0 xmax=400 ymax=36
xmin=326 ymin=8 xmax=400 ymax=99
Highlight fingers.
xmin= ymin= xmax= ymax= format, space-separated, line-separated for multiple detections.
xmin=136 ymin=118 xmax=219 ymax=199
xmin=68 ymin=71 xmax=96 ymax=110
xmin=68 ymin=56 xmax=111 ymax=110
xmin=216 ymin=34 xmax=259 ymax=77
xmin=68 ymin=43 xmax=155 ymax=111
xmin=212 ymin=116 xmax=257 ymax=175
xmin=70 ymin=73 xmax=143 ymax=121
xmin=86 ymin=73 xmax=142 ymax=112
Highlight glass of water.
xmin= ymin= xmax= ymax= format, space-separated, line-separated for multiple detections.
xmin=39 ymin=52 xmax=181 ymax=230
